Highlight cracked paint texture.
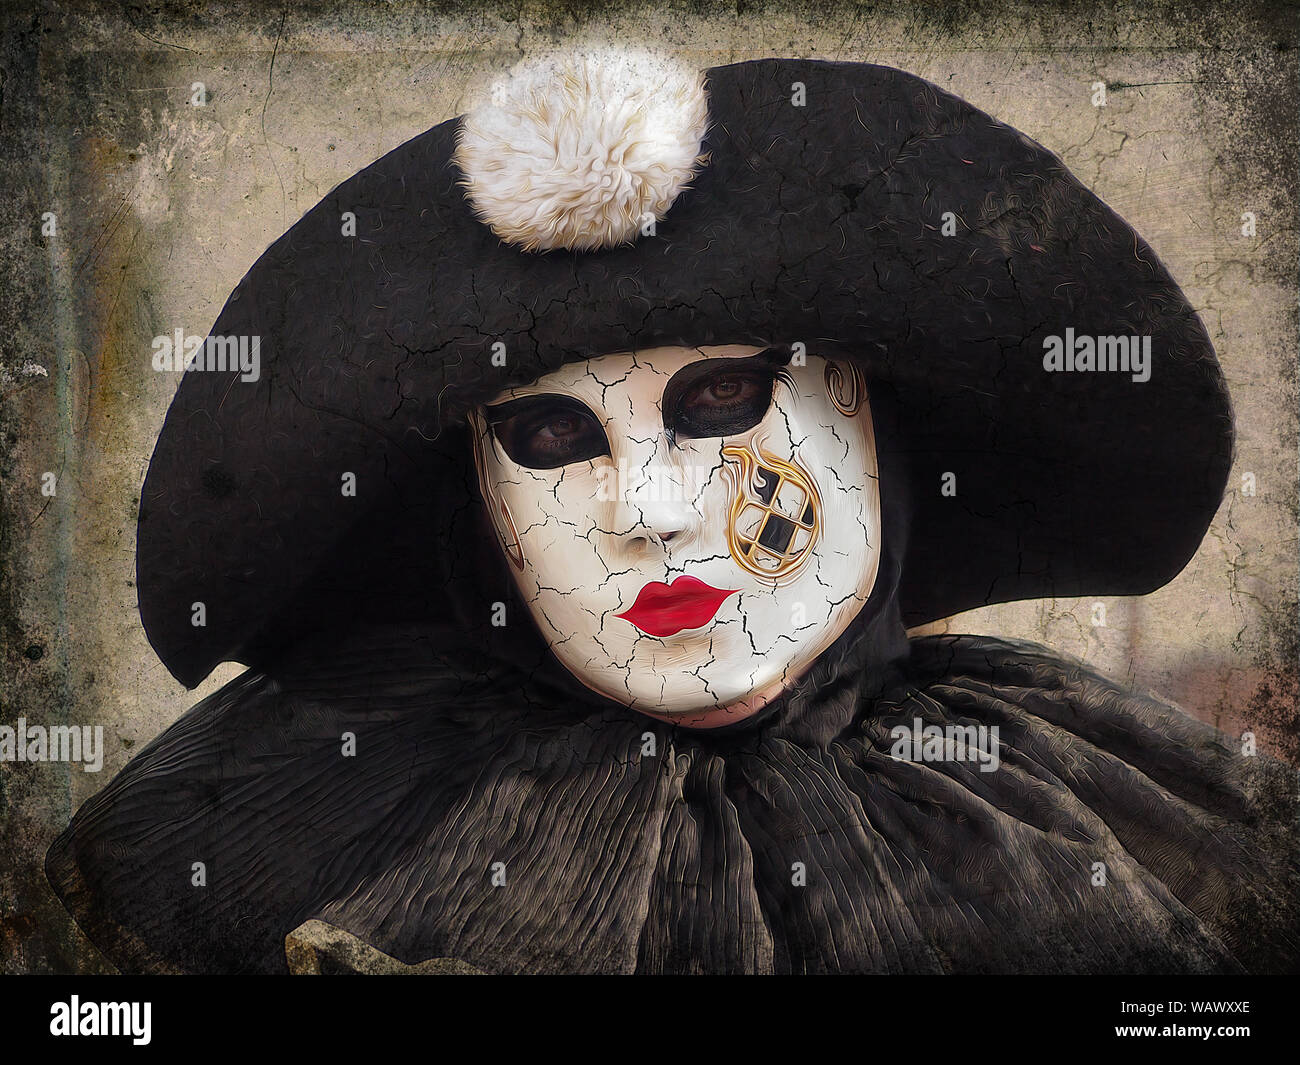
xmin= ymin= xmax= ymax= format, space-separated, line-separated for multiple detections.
xmin=473 ymin=346 xmax=881 ymax=721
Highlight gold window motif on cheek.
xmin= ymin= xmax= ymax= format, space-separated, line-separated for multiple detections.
xmin=722 ymin=445 xmax=822 ymax=581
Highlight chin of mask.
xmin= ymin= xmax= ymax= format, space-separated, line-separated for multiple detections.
xmin=471 ymin=344 xmax=882 ymax=729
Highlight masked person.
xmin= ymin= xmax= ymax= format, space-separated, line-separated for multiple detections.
xmin=48 ymin=54 xmax=1298 ymax=975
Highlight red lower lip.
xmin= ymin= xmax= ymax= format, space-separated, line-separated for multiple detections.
xmin=616 ymin=575 xmax=738 ymax=637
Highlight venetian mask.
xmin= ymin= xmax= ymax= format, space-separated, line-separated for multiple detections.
xmin=471 ymin=345 xmax=882 ymax=728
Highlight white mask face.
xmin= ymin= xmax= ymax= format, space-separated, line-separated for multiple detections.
xmin=471 ymin=345 xmax=882 ymax=729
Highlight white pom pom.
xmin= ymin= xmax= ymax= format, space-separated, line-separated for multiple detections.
xmin=454 ymin=51 xmax=710 ymax=253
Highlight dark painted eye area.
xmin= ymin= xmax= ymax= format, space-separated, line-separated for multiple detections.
xmin=668 ymin=367 xmax=776 ymax=440
xmin=486 ymin=395 xmax=610 ymax=470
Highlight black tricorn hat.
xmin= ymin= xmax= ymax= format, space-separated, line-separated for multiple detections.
xmin=138 ymin=56 xmax=1232 ymax=689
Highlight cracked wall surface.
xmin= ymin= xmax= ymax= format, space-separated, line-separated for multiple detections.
xmin=0 ymin=0 xmax=1295 ymax=972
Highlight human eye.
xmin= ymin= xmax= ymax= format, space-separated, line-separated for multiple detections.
xmin=668 ymin=366 xmax=776 ymax=439
xmin=486 ymin=395 xmax=610 ymax=470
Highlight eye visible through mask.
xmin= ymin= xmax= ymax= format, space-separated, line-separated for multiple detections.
xmin=486 ymin=345 xmax=796 ymax=470
xmin=662 ymin=345 xmax=793 ymax=442
xmin=485 ymin=394 xmax=611 ymax=469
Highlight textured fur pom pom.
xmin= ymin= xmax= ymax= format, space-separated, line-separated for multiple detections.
xmin=454 ymin=51 xmax=710 ymax=253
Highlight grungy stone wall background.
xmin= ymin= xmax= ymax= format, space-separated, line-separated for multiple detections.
xmin=1 ymin=0 xmax=1295 ymax=973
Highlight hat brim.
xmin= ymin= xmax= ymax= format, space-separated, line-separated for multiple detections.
xmin=137 ymin=58 xmax=1231 ymax=687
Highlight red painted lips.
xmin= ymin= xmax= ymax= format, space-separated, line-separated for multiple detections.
xmin=616 ymin=575 xmax=739 ymax=638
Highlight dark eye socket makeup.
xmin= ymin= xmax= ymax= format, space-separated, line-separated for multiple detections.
xmin=485 ymin=393 xmax=612 ymax=469
xmin=662 ymin=346 xmax=794 ymax=442
xmin=484 ymin=345 xmax=794 ymax=470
